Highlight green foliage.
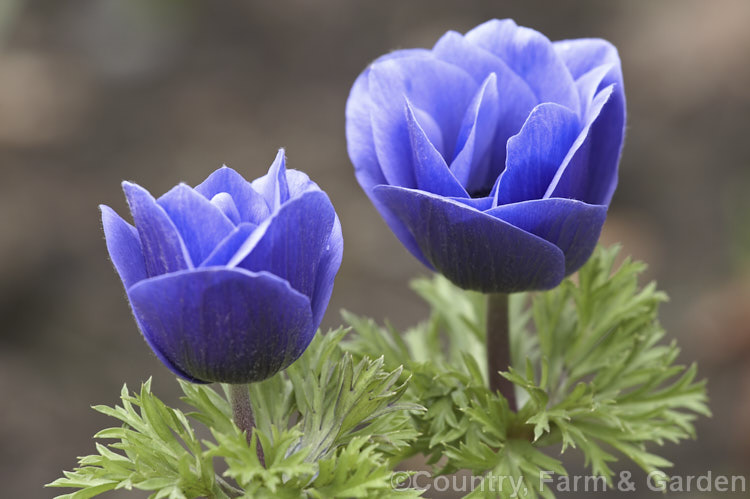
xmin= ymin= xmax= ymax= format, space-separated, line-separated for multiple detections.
xmin=51 ymin=246 xmax=709 ymax=498
xmin=48 ymin=330 xmax=424 ymax=498
xmin=342 ymin=245 xmax=710 ymax=498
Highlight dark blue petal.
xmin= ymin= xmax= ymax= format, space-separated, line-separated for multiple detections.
xmin=405 ymin=99 xmax=467 ymax=198
xmin=495 ymin=103 xmax=580 ymax=205
xmin=372 ymin=185 xmax=565 ymax=292
xmin=209 ymin=192 xmax=241 ymax=225
xmin=368 ymin=55 xmax=478 ymax=188
xmin=432 ymin=31 xmax=537 ymax=182
xmin=157 ymin=184 xmax=235 ymax=266
xmin=122 ymin=181 xmax=192 ymax=276
xmin=100 ymin=205 xmax=147 ymax=289
xmin=488 ymin=198 xmax=607 ymax=275
xmin=128 ymin=268 xmax=314 ymax=384
xmin=227 ymin=191 xmax=336 ymax=299
xmin=545 ymin=85 xmax=623 ymax=205
xmin=194 ymin=166 xmax=270 ymax=225
xmin=200 ymin=223 xmax=257 ymax=267
xmin=310 ymin=215 xmax=343 ymax=328
xmin=251 ymin=149 xmax=290 ymax=212
xmin=449 ymin=73 xmax=501 ymax=194
xmin=465 ymin=19 xmax=580 ymax=113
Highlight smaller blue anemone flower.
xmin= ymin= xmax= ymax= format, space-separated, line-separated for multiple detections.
xmin=100 ymin=150 xmax=343 ymax=384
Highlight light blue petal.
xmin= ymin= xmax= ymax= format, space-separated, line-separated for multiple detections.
xmin=545 ymin=85 xmax=623 ymax=205
xmin=449 ymin=72 xmax=500 ymax=195
xmin=405 ymin=98 xmax=467 ymax=198
xmin=465 ymin=19 xmax=580 ymax=113
xmin=251 ymin=149 xmax=290 ymax=212
xmin=194 ymin=166 xmax=270 ymax=224
xmin=122 ymin=181 xmax=192 ymax=276
xmin=157 ymin=184 xmax=235 ymax=265
xmin=100 ymin=205 xmax=147 ymax=289
xmin=200 ymin=223 xmax=257 ymax=267
xmin=495 ymin=103 xmax=580 ymax=205
xmin=432 ymin=31 xmax=537 ymax=184
xmin=367 ymin=55 xmax=478 ymax=188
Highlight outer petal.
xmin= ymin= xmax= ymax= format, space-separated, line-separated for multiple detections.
xmin=122 ymin=181 xmax=192 ymax=277
xmin=368 ymin=55 xmax=477 ymax=188
xmin=372 ymin=185 xmax=565 ymax=292
xmin=227 ymin=191 xmax=336 ymax=299
xmin=553 ymin=39 xmax=626 ymax=204
xmin=545 ymin=85 xmax=622 ymax=205
xmin=157 ymin=184 xmax=235 ymax=265
xmin=346 ymin=63 xmax=427 ymax=266
xmin=495 ymin=103 xmax=580 ymax=205
xmin=465 ymin=19 xmax=580 ymax=113
xmin=310 ymin=215 xmax=343 ymax=328
xmin=194 ymin=166 xmax=270 ymax=225
xmin=488 ymin=198 xmax=607 ymax=275
xmin=100 ymin=205 xmax=147 ymax=289
xmin=251 ymin=149 xmax=290 ymax=212
xmin=128 ymin=267 xmax=314 ymax=384
xmin=406 ymin=99 xmax=467 ymax=198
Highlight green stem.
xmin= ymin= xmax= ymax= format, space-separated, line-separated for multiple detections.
xmin=486 ymin=293 xmax=517 ymax=411
xmin=229 ymin=384 xmax=265 ymax=467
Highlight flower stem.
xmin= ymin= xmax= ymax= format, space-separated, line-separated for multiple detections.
xmin=229 ymin=384 xmax=265 ymax=467
xmin=486 ymin=293 xmax=517 ymax=411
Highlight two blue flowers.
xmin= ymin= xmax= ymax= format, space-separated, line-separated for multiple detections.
xmin=102 ymin=19 xmax=625 ymax=384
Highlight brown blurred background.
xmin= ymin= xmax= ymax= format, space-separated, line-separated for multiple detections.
xmin=1 ymin=1 xmax=749 ymax=497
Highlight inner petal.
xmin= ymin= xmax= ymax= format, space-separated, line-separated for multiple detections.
xmin=210 ymin=192 xmax=241 ymax=225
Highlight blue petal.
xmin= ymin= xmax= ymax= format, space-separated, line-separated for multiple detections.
xmin=545 ymin=85 xmax=623 ymax=205
xmin=447 ymin=196 xmax=495 ymax=211
xmin=157 ymin=184 xmax=235 ymax=266
xmin=346 ymin=52 xmax=432 ymax=266
xmin=128 ymin=268 xmax=314 ymax=384
xmin=554 ymin=38 xmax=623 ymax=83
xmin=368 ymin=55 xmax=478 ymax=188
xmin=372 ymin=185 xmax=565 ymax=292
xmin=227 ymin=191 xmax=336 ymax=299
xmin=552 ymin=39 xmax=626 ymax=205
xmin=495 ymin=103 xmax=580 ymax=205
xmin=432 ymin=31 xmax=537 ymax=182
xmin=310 ymin=215 xmax=343 ymax=328
xmin=251 ymin=149 xmax=290 ymax=212
xmin=488 ymin=198 xmax=607 ymax=275
xmin=122 ymin=181 xmax=192 ymax=276
xmin=100 ymin=205 xmax=147 ymax=289
xmin=200 ymin=223 xmax=257 ymax=267
xmin=286 ymin=169 xmax=321 ymax=198
xmin=465 ymin=19 xmax=580 ymax=113
xmin=210 ymin=192 xmax=241 ymax=225
xmin=194 ymin=166 xmax=270 ymax=224
xmin=405 ymin=99 xmax=467 ymax=198
xmin=449 ymin=73 xmax=501 ymax=195
xmin=345 ymin=49 xmax=432 ymax=196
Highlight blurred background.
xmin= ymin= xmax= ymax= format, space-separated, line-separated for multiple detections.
xmin=1 ymin=0 xmax=748 ymax=497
